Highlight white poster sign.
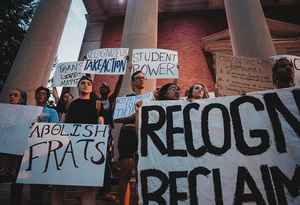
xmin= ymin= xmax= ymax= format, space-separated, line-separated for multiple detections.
xmin=81 ymin=48 xmax=129 ymax=75
xmin=113 ymin=93 xmax=153 ymax=120
xmin=132 ymin=49 xmax=178 ymax=79
xmin=52 ymin=61 xmax=85 ymax=87
xmin=272 ymin=55 xmax=300 ymax=87
xmin=17 ymin=123 xmax=109 ymax=186
xmin=138 ymin=87 xmax=300 ymax=204
xmin=0 ymin=104 xmax=43 ymax=155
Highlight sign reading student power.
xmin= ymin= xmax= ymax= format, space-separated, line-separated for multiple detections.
xmin=132 ymin=49 xmax=178 ymax=79
xmin=81 ymin=48 xmax=129 ymax=75
xmin=137 ymin=87 xmax=300 ymax=204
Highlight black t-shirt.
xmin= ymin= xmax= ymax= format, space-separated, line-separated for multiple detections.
xmin=56 ymin=100 xmax=66 ymax=120
xmin=66 ymin=98 xmax=104 ymax=124
xmin=97 ymin=95 xmax=114 ymax=128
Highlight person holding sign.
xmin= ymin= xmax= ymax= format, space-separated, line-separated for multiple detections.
xmin=51 ymin=76 xmax=104 ymax=205
xmin=186 ymin=83 xmax=209 ymax=102
xmin=114 ymin=70 xmax=146 ymax=205
xmin=0 ymin=88 xmax=27 ymax=205
xmin=272 ymin=57 xmax=295 ymax=89
xmin=52 ymin=87 xmax=73 ymax=120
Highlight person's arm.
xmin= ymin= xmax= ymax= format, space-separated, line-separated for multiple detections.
xmin=60 ymin=113 xmax=66 ymax=123
xmin=98 ymin=116 xmax=104 ymax=125
xmin=135 ymin=100 xmax=143 ymax=137
xmin=111 ymin=75 xmax=124 ymax=106
xmin=172 ymin=63 xmax=180 ymax=85
xmin=114 ymin=113 xmax=136 ymax=124
xmin=53 ymin=87 xmax=60 ymax=105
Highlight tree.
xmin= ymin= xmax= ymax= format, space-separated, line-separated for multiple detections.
xmin=0 ymin=0 xmax=40 ymax=93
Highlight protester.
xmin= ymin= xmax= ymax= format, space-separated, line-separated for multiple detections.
xmin=114 ymin=70 xmax=146 ymax=205
xmin=186 ymin=83 xmax=209 ymax=102
xmin=156 ymin=83 xmax=182 ymax=100
xmin=0 ymin=89 xmax=27 ymax=205
xmin=272 ymin=57 xmax=295 ymax=89
xmin=52 ymin=87 xmax=73 ymax=120
xmin=51 ymin=76 xmax=104 ymax=205
xmin=33 ymin=86 xmax=59 ymax=205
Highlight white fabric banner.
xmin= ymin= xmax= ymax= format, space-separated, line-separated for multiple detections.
xmin=138 ymin=87 xmax=300 ymax=204
xmin=0 ymin=104 xmax=43 ymax=155
xmin=113 ymin=93 xmax=153 ymax=120
xmin=17 ymin=123 xmax=109 ymax=186
xmin=132 ymin=49 xmax=178 ymax=79
xmin=81 ymin=48 xmax=129 ymax=75
xmin=52 ymin=61 xmax=85 ymax=87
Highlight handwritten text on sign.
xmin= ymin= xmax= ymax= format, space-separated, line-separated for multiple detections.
xmin=0 ymin=104 xmax=43 ymax=155
xmin=138 ymin=87 xmax=300 ymax=204
xmin=113 ymin=93 xmax=153 ymax=119
xmin=17 ymin=123 xmax=109 ymax=186
xmin=272 ymin=55 xmax=300 ymax=87
xmin=216 ymin=53 xmax=274 ymax=97
xmin=82 ymin=48 xmax=129 ymax=75
xmin=52 ymin=61 xmax=84 ymax=87
xmin=132 ymin=49 xmax=178 ymax=79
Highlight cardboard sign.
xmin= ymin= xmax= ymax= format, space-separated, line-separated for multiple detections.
xmin=0 ymin=104 xmax=43 ymax=155
xmin=216 ymin=53 xmax=274 ymax=97
xmin=137 ymin=87 xmax=300 ymax=204
xmin=52 ymin=61 xmax=85 ymax=87
xmin=113 ymin=93 xmax=153 ymax=119
xmin=81 ymin=48 xmax=129 ymax=75
xmin=132 ymin=49 xmax=178 ymax=79
xmin=272 ymin=55 xmax=300 ymax=87
xmin=17 ymin=123 xmax=109 ymax=186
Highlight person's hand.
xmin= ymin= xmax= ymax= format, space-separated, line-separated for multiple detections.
xmin=187 ymin=98 xmax=194 ymax=102
xmin=177 ymin=63 xmax=180 ymax=70
xmin=129 ymin=63 xmax=133 ymax=72
xmin=126 ymin=55 xmax=130 ymax=62
xmin=135 ymin=100 xmax=143 ymax=112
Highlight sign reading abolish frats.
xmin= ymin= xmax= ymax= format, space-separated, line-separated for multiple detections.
xmin=132 ymin=49 xmax=178 ymax=79
xmin=272 ymin=55 xmax=300 ymax=87
xmin=17 ymin=123 xmax=109 ymax=186
xmin=0 ymin=104 xmax=43 ymax=155
xmin=113 ymin=93 xmax=153 ymax=119
xmin=81 ymin=48 xmax=129 ymax=75
xmin=137 ymin=87 xmax=300 ymax=204
xmin=216 ymin=53 xmax=274 ymax=97
xmin=52 ymin=61 xmax=85 ymax=87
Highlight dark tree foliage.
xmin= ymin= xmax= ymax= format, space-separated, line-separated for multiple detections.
xmin=0 ymin=0 xmax=40 ymax=93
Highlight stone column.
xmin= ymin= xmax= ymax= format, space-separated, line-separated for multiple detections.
xmin=0 ymin=0 xmax=72 ymax=105
xmin=119 ymin=0 xmax=158 ymax=96
xmin=224 ymin=0 xmax=276 ymax=58
xmin=67 ymin=13 xmax=107 ymax=99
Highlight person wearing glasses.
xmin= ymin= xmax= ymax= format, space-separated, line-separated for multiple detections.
xmin=114 ymin=70 xmax=146 ymax=205
xmin=156 ymin=83 xmax=182 ymax=100
xmin=186 ymin=83 xmax=209 ymax=102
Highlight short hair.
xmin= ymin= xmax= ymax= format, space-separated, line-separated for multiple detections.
xmin=77 ymin=76 xmax=93 ymax=87
xmin=157 ymin=83 xmax=179 ymax=100
xmin=131 ymin=70 xmax=144 ymax=81
xmin=35 ymin=86 xmax=50 ymax=99
xmin=187 ymin=83 xmax=209 ymax=99
xmin=272 ymin=57 xmax=293 ymax=88
xmin=100 ymin=82 xmax=111 ymax=93
xmin=11 ymin=88 xmax=27 ymax=105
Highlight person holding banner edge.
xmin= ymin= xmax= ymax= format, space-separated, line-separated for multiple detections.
xmin=0 ymin=89 xmax=27 ymax=205
xmin=272 ymin=57 xmax=295 ymax=89
xmin=114 ymin=70 xmax=146 ymax=205
xmin=51 ymin=76 xmax=104 ymax=205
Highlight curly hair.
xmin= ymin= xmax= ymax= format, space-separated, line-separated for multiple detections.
xmin=156 ymin=83 xmax=180 ymax=100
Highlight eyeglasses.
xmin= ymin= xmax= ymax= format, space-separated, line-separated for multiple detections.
xmin=168 ymin=87 xmax=182 ymax=95
xmin=37 ymin=92 xmax=47 ymax=96
xmin=134 ymin=76 xmax=147 ymax=81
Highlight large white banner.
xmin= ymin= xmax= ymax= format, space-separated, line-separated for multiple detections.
xmin=17 ymin=123 xmax=109 ymax=186
xmin=272 ymin=55 xmax=300 ymax=87
xmin=81 ymin=48 xmax=129 ymax=75
xmin=52 ymin=61 xmax=85 ymax=87
xmin=132 ymin=49 xmax=178 ymax=79
xmin=138 ymin=87 xmax=300 ymax=204
xmin=113 ymin=93 xmax=153 ymax=120
xmin=0 ymin=104 xmax=43 ymax=155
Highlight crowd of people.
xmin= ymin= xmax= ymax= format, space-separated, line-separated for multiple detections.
xmin=0 ymin=57 xmax=295 ymax=205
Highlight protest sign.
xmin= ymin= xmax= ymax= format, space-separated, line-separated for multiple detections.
xmin=81 ymin=48 xmax=129 ymax=75
xmin=0 ymin=104 xmax=43 ymax=155
xmin=137 ymin=87 xmax=300 ymax=204
xmin=113 ymin=93 xmax=153 ymax=119
xmin=216 ymin=53 xmax=274 ymax=97
xmin=17 ymin=123 xmax=109 ymax=186
xmin=132 ymin=49 xmax=178 ymax=79
xmin=272 ymin=55 xmax=300 ymax=87
xmin=52 ymin=61 xmax=85 ymax=87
